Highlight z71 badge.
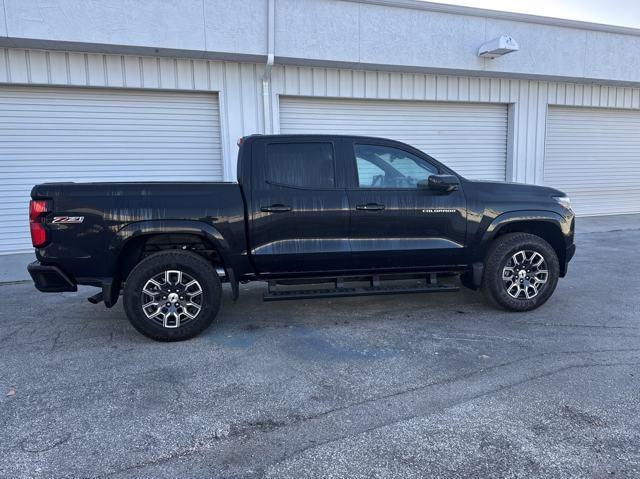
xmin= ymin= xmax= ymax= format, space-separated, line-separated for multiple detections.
xmin=52 ymin=216 xmax=85 ymax=224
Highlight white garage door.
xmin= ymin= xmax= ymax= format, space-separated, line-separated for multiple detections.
xmin=279 ymin=97 xmax=508 ymax=181
xmin=0 ymin=87 xmax=222 ymax=254
xmin=545 ymin=106 xmax=640 ymax=216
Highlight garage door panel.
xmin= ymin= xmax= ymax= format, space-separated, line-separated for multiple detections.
xmin=545 ymin=106 xmax=640 ymax=216
xmin=0 ymin=89 xmax=215 ymax=102
xmin=0 ymin=86 xmax=222 ymax=254
xmin=279 ymin=97 xmax=507 ymax=181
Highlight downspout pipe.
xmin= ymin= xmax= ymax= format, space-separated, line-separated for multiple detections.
xmin=263 ymin=0 xmax=276 ymax=134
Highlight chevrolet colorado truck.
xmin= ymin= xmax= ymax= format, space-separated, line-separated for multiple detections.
xmin=28 ymin=134 xmax=576 ymax=341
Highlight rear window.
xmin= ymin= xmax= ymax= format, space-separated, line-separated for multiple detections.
xmin=266 ymin=142 xmax=335 ymax=188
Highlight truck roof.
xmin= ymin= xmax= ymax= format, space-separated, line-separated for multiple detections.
xmin=240 ymin=133 xmax=401 ymax=143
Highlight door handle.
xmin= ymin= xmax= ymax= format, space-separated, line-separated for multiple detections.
xmin=261 ymin=204 xmax=292 ymax=213
xmin=356 ymin=203 xmax=385 ymax=211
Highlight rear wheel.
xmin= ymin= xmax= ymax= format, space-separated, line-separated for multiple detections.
xmin=482 ymin=233 xmax=559 ymax=311
xmin=123 ymin=250 xmax=221 ymax=341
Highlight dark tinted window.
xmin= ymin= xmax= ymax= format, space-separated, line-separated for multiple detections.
xmin=266 ymin=143 xmax=335 ymax=188
xmin=355 ymin=144 xmax=437 ymax=188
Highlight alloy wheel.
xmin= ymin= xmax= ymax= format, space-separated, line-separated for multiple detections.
xmin=140 ymin=270 xmax=203 ymax=328
xmin=501 ymin=250 xmax=548 ymax=300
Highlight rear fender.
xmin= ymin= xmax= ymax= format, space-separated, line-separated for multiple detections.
xmin=108 ymin=220 xmax=234 ymax=289
xmin=110 ymin=219 xmax=231 ymax=256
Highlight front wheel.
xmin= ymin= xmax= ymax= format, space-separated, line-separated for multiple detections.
xmin=482 ymin=233 xmax=559 ymax=312
xmin=123 ymin=250 xmax=222 ymax=341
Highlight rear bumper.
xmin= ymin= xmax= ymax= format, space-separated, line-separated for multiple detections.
xmin=28 ymin=262 xmax=77 ymax=292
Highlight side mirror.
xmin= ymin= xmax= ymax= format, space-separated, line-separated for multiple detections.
xmin=419 ymin=174 xmax=460 ymax=193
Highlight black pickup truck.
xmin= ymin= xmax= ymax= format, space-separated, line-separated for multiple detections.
xmin=28 ymin=134 xmax=576 ymax=341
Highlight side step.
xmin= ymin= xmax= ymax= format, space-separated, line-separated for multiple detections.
xmin=87 ymin=292 xmax=104 ymax=304
xmin=263 ymin=273 xmax=459 ymax=302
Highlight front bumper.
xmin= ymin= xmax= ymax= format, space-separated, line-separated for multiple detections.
xmin=28 ymin=262 xmax=77 ymax=292
xmin=560 ymin=242 xmax=576 ymax=277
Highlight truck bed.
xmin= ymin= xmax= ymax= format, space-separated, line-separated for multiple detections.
xmin=31 ymin=181 xmax=250 ymax=283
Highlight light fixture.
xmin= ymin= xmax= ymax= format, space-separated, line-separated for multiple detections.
xmin=478 ymin=35 xmax=519 ymax=59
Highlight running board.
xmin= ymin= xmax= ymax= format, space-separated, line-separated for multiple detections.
xmin=263 ymin=274 xmax=459 ymax=302
xmin=87 ymin=292 xmax=104 ymax=304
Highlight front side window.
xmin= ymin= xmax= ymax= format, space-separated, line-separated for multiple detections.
xmin=354 ymin=144 xmax=437 ymax=188
xmin=266 ymin=142 xmax=335 ymax=188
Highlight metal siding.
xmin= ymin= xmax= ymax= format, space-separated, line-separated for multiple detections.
xmin=279 ymin=97 xmax=508 ymax=181
xmin=0 ymin=86 xmax=222 ymax=254
xmin=271 ymin=67 xmax=553 ymax=185
xmin=544 ymin=106 xmax=640 ymax=216
xmin=1 ymin=47 xmax=640 ymax=226
xmin=0 ymin=46 xmax=578 ymax=186
xmin=0 ymin=48 xmax=270 ymax=184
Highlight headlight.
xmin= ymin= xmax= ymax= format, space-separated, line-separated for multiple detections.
xmin=553 ymin=196 xmax=572 ymax=210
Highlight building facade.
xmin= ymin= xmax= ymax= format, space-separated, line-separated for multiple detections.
xmin=2 ymin=0 xmax=640 ymax=279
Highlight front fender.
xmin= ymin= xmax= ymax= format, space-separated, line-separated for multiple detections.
xmin=479 ymin=210 xmax=568 ymax=246
xmin=469 ymin=209 xmax=573 ymax=264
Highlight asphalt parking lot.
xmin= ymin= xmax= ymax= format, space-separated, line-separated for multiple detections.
xmin=2 ymin=216 xmax=640 ymax=478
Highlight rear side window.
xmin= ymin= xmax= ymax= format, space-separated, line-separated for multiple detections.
xmin=266 ymin=142 xmax=335 ymax=188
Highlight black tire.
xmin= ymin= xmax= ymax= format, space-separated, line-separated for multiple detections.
xmin=481 ymin=233 xmax=559 ymax=312
xmin=123 ymin=250 xmax=222 ymax=341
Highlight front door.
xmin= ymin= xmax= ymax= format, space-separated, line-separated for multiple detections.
xmin=248 ymin=137 xmax=350 ymax=275
xmin=346 ymin=140 xmax=467 ymax=271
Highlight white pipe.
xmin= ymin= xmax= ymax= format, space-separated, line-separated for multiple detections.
xmin=262 ymin=0 xmax=276 ymax=134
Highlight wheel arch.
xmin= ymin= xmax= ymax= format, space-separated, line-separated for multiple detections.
xmin=105 ymin=220 xmax=236 ymax=306
xmin=481 ymin=211 xmax=569 ymax=276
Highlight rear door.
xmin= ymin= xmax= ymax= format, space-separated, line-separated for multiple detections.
xmin=345 ymin=139 xmax=467 ymax=270
xmin=248 ymin=137 xmax=350 ymax=274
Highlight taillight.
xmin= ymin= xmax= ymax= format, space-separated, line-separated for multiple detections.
xmin=29 ymin=199 xmax=51 ymax=248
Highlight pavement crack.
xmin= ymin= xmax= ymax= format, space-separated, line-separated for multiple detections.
xmin=516 ymin=322 xmax=640 ymax=330
xmin=92 ymin=355 xmax=640 ymax=478
xmin=20 ymin=431 xmax=72 ymax=454
xmin=0 ymin=328 xmax=20 ymax=344
xmin=263 ymin=360 xmax=640 ymax=470
xmin=92 ymin=445 xmax=205 ymax=478
xmin=51 ymin=331 xmax=62 ymax=352
xmin=256 ymin=347 xmax=640 ymax=428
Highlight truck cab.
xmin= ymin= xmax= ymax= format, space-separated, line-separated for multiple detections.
xmin=243 ymin=135 xmax=467 ymax=275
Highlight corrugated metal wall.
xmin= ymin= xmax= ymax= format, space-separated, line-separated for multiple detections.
xmin=2 ymin=47 xmax=640 ymax=186
xmin=545 ymin=106 xmax=640 ymax=216
xmin=0 ymin=48 xmax=266 ymax=182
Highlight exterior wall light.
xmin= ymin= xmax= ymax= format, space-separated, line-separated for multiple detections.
xmin=478 ymin=35 xmax=520 ymax=58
